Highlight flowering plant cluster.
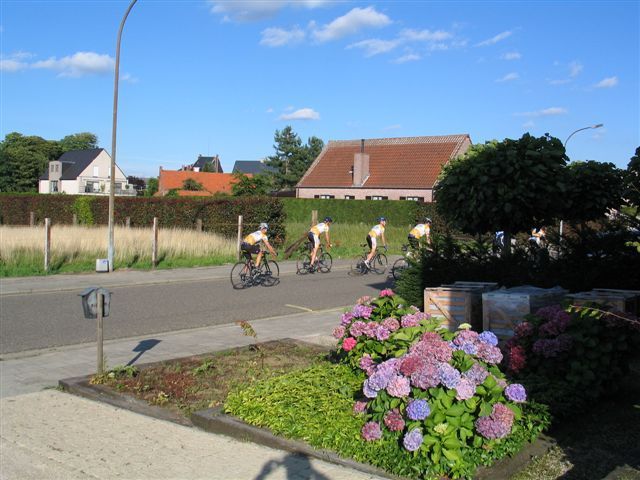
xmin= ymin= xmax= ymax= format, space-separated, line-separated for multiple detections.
xmin=502 ymin=303 xmax=640 ymax=416
xmin=335 ymin=290 xmax=549 ymax=479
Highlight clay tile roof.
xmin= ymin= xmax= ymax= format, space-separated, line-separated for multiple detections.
xmin=297 ymin=134 xmax=471 ymax=188
xmin=158 ymin=170 xmax=241 ymax=196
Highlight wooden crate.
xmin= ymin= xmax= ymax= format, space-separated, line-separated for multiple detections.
xmin=566 ymin=289 xmax=640 ymax=316
xmin=424 ymin=283 xmax=498 ymax=331
xmin=482 ymin=286 xmax=568 ymax=338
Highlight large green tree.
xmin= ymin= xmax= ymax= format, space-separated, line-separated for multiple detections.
xmin=264 ymin=126 xmax=324 ymax=190
xmin=232 ymin=172 xmax=272 ymax=196
xmin=434 ymin=133 xmax=568 ymax=243
xmin=0 ymin=131 xmax=99 ymax=192
xmin=624 ymin=146 xmax=640 ymax=208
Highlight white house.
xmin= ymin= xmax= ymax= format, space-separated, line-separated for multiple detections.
xmin=38 ymin=148 xmax=134 ymax=195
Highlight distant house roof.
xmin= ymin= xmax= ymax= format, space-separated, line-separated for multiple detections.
xmin=157 ymin=169 xmax=238 ymax=196
xmin=232 ymin=160 xmax=270 ymax=175
xmin=39 ymin=148 xmax=105 ymax=180
xmin=296 ymin=135 xmax=471 ymax=189
xmin=189 ymin=155 xmax=223 ymax=173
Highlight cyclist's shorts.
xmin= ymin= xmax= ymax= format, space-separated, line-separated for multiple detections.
xmin=367 ymin=234 xmax=376 ymax=249
xmin=308 ymin=232 xmax=320 ymax=248
xmin=241 ymin=242 xmax=260 ymax=255
xmin=408 ymin=234 xmax=419 ymax=250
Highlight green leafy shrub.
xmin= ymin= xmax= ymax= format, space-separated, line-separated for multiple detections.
xmin=501 ymin=304 xmax=640 ymax=417
xmin=72 ymin=196 xmax=94 ymax=225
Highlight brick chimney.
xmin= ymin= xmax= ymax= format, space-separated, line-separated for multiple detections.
xmin=352 ymin=139 xmax=369 ymax=186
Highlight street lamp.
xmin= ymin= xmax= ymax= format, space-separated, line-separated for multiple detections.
xmin=108 ymin=0 xmax=138 ymax=272
xmin=564 ymin=123 xmax=603 ymax=147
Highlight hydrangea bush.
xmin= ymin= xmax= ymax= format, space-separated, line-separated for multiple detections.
xmin=334 ymin=289 xmax=550 ymax=479
xmin=502 ymin=304 xmax=640 ymax=416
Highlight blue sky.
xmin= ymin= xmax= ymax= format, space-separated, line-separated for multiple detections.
xmin=1 ymin=1 xmax=638 ymax=178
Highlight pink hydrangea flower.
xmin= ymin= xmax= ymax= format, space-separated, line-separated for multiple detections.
xmin=380 ymin=289 xmax=395 ymax=297
xmin=332 ymin=326 xmax=345 ymax=339
xmin=342 ymin=337 xmax=357 ymax=351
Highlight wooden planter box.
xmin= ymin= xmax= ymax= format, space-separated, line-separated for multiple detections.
xmin=482 ymin=286 xmax=568 ymax=338
xmin=424 ymin=282 xmax=499 ymax=331
xmin=566 ymin=289 xmax=640 ymax=316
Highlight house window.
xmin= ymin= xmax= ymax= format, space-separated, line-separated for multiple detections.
xmin=50 ymin=164 xmax=55 ymax=172
xmin=403 ymin=196 xmax=424 ymax=202
xmin=93 ymin=166 xmax=99 ymax=177
xmin=55 ymin=164 xmax=59 ymax=172
xmin=318 ymin=194 xmax=335 ymax=199
xmin=85 ymin=181 xmax=98 ymax=193
xmin=50 ymin=181 xmax=58 ymax=193
xmin=366 ymin=195 xmax=388 ymax=200
xmin=344 ymin=195 xmax=355 ymax=200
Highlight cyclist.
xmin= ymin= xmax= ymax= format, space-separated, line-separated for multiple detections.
xmin=365 ymin=217 xmax=387 ymax=269
xmin=308 ymin=217 xmax=332 ymax=267
xmin=530 ymin=226 xmax=547 ymax=249
xmin=408 ymin=217 xmax=432 ymax=250
xmin=240 ymin=222 xmax=277 ymax=270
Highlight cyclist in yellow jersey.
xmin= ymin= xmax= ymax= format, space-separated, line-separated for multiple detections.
xmin=408 ymin=217 xmax=432 ymax=249
xmin=308 ymin=217 xmax=333 ymax=267
xmin=240 ymin=222 xmax=277 ymax=268
xmin=365 ymin=217 xmax=387 ymax=268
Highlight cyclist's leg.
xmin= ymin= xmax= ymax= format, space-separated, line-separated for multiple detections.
xmin=309 ymin=232 xmax=320 ymax=265
xmin=366 ymin=235 xmax=376 ymax=264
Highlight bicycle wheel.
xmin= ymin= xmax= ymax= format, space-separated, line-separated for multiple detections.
xmin=373 ymin=253 xmax=388 ymax=274
xmin=392 ymin=258 xmax=408 ymax=280
xmin=296 ymin=253 xmax=311 ymax=275
xmin=260 ymin=260 xmax=280 ymax=287
xmin=230 ymin=262 xmax=250 ymax=289
xmin=318 ymin=251 xmax=332 ymax=273
xmin=349 ymin=255 xmax=367 ymax=276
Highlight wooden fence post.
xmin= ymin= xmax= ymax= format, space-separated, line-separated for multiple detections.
xmin=44 ymin=218 xmax=51 ymax=271
xmin=30 ymin=212 xmax=35 ymax=227
xmin=126 ymin=217 xmax=131 ymax=228
xmin=237 ymin=215 xmax=243 ymax=260
xmin=311 ymin=210 xmax=318 ymax=226
xmin=72 ymin=213 xmax=78 ymax=226
xmin=152 ymin=217 xmax=158 ymax=268
xmin=196 ymin=218 xmax=202 ymax=232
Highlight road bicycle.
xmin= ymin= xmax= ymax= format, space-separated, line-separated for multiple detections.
xmin=230 ymin=251 xmax=280 ymax=289
xmin=391 ymin=244 xmax=412 ymax=280
xmin=349 ymin=244 xmax=387 ymax=276
xmin=296 ymin=242 xmax=332 ymax=275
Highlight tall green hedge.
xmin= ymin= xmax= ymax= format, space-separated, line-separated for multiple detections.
xmin=281 ymin=198 xmax=439 ymax=226
xmin=0 ymin=194 xmax=286 ymax=245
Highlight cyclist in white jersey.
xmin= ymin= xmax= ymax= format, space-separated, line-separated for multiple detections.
xmin=408 ymin=217 xmax=432 ymax=249
xmin=240 ymin=222 xmax=277 ymax=269
xmin=308 ymin=217 xmax=333 ymax=267
xmin=365 ymin=217 xmax=387 ymax=268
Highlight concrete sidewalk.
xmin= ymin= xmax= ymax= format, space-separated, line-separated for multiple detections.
xmin=1 ymin=267 xmax=386 ymax=480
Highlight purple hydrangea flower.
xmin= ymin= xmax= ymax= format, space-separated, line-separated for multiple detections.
xmin=461 ymin=342 xmax=478 ymax=355
xmin=505 ymin=383 xmax=527 ymax=403
xmin=479 ymin=331 xmax=499 ymax=346
xmin=386 ymin=375 xmax=411 ymax=398
xmin=400 ymin=313 xmax=420 ymax=328
xmin=476 ymin=342 xmax=504 ymax=364
xmin=363 ymin=379 xmax=378 ymax=398
xmin=359 ymin=354 xmax=376 ymax=376
xmin=382 ymin=318 xmax=400 ymax=332
xmin=352 ymin=304 xmax=373 ymax=319
xmin=438 ymin=363 xmax=461 ymax=389
xmin=383 ymin=409 xmax=405 ymax=431
xmin=406 ymin=399 xmax=431 ymax=420
xmin=403 ymin=429 xmax=423 ymax=452
xmin=475 ymin=403 xmax=514 ymax=439
xmin=375 ymin=325 xmax=391 ymax=341
xmin=349 ymin=321 xmax=367 ymax=337
xmin=353 ymin=400 xmax=368 ymax=414
xmin=410 ymin=362 xmax=440 ymax=389
xmin=332 ymin=325 xmax=345 ymax=339
xmin=463 ymin=363 xmax=488 ymax=385
xmin=361 ymin=421 xmax=382 ymax=441
xmin=340 ymin=312 xmax=354 ymax=326
xmin=455 ymin=377 xmax=476 ymax=401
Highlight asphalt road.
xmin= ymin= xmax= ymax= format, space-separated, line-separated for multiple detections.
xmin=0 ymin=263 xmax=394 ymax=354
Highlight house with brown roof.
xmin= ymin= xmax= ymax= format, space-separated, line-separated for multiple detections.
xmin=157 ymin=167 xmax=242 ymax=197
xmin=296 ymin=135 xmax=471 ymax=201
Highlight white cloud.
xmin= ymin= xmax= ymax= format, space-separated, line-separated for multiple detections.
xmin=393 ymin=53 xmax=421 ymax=64
xmin=515 ymin=107 xmax=568 ymax=117
xmin=595 ymin=76 xmax=618 ymax=88
xmin=0 ymin=58 xmax=28 ymax=72
xmin=260 ymin=26 xmax=305 ymax=47
xmin=120 ymin=72 xmax=139 ymax=84
xmin=568 ymin=60 xmax=583 ymax=77
xmin=279 ymin=108 xmax=320 ymax=121
xmin=496 ymin=72 xmax=519 ymax=82
xmin=476 ymin=30 xmax=513 ymax=47
xmin=207 ymin=0 xmax=329 ymax=22
xmin=312 ymin=6 xmax=391 ymax=43
xmin=347 ymin=38 xmax=400 ymax=57
xmin=32 ymin=51 xmax=114 ymax=77
xmin=501 ymin=51 xmax=521 ymax=60
xmin=399 ymin=28 xmax=452 ymax=42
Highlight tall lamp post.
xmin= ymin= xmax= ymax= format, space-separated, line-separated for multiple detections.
xmin=108 ymin=0 xmax=138 ymax=272
xmin=559 ymin=123 xmax=604 ymax=237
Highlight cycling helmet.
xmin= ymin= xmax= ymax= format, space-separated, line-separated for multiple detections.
xmin=378 ymin=216 xmax=387 ymax=222
xmin=424 ymin=217 xmax=432 ymax=224
xmin=259 ymin=222 xmax=269 ymax=230
xmin=324 ymin=217 xmax=333 ymax=223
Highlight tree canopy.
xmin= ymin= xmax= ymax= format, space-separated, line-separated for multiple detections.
xmin=232 ymin=172 xmax=272 ymax=196
xmin=0 ymin=131 xmax=100 ymax=192
xmin=263 ymin=126 xmax=324 ymax=191
xmin=434 ymin=133 xmax=569 ymax=236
